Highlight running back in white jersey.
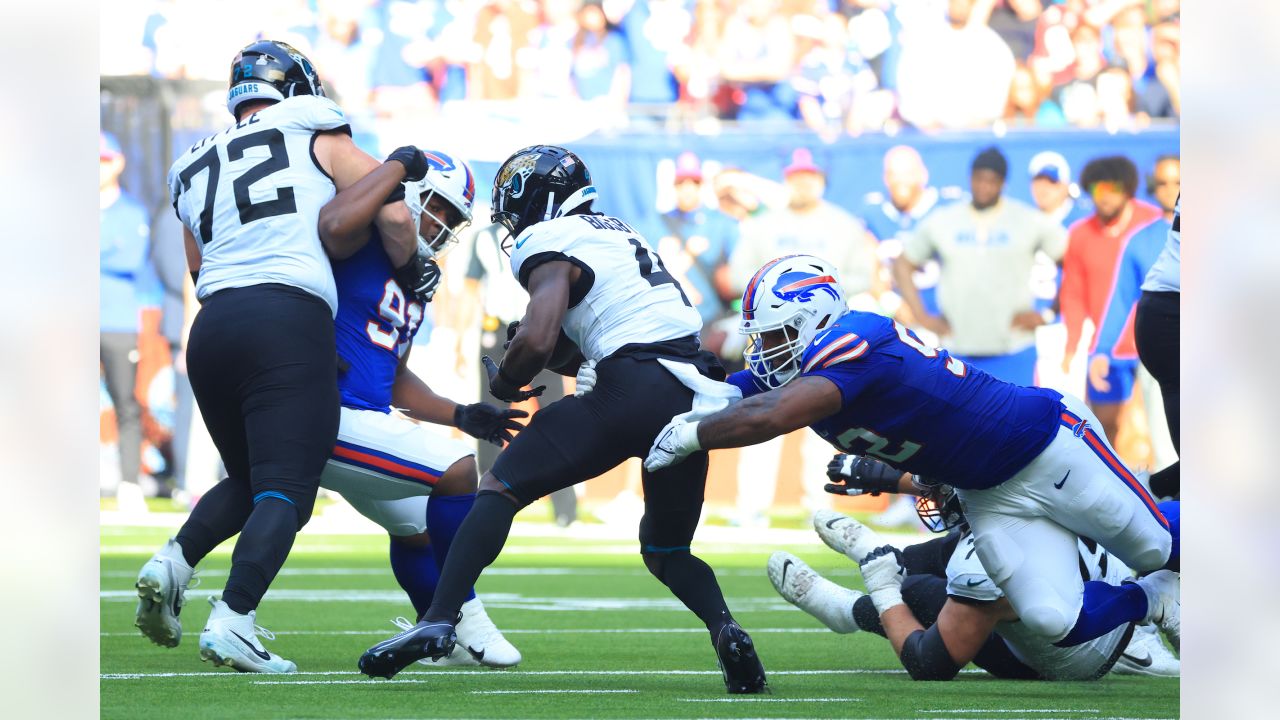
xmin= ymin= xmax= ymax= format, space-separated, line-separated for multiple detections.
xmin=508 ymin=214 xmax=703 ymax=361
xmin=946 ymin=532 xmax=1132 ymax=680
xmin=167 ymin=95 xmax=350 ymax=314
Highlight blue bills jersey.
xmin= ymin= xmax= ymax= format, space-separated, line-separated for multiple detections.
xmin=727 ymin=311 xmax=1063 ymax=489
xmin=332 ymin=230 xmax=425 ymax=412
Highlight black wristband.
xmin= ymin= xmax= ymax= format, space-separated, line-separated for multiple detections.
xmin=384 ymin=183 xmax=406 ymax=205
xmin=451 ymin=403 xmax=464 ymax=428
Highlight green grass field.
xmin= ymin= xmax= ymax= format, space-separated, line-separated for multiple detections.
xmin=101 ymin=524 xmax=1178 ymax=719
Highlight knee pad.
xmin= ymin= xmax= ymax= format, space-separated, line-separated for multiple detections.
xmin=1123 ymin=525 xmax=1172 ymax=572
xmin=1073 ymin=483 xmax=1134 ymax=538
xmin=973 ymin=528 xmax=1025 ymax=585
xmin=253 ymin=490 xmax=314 ymax=529
xmin=1019 ymin=604 xmax=1073 ymax=642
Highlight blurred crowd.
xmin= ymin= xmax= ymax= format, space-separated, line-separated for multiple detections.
xmin=103 ymin=0 xmax=1180 ymax=138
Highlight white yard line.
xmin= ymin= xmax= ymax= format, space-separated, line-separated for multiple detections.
xmin=101 ymin=627 xmax=829 ymax=637
xmin=252 ymin=679 xmax=428 ymax=686
xmin=679 ymin=698 xmax=863 ymax=703
xmin=102 ymin=668 xmax=943 ymax=680
xmin=920 ymin=712 xmax=1099 ymax=715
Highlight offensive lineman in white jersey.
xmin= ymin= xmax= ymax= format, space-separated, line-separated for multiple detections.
xmin=133 ymin=40 xmax=439 ymax=673
xmin=357 ymin=145 xmax=769 ymax=694
xmin=769 ymin=456 xmax=1177 ymax=680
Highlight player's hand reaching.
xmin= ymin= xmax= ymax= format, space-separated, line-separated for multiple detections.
xmin=394 ymin=252 xmax=441 ymax=303
xmin=644 ymin=419 xmax=701 ymax=472
xmin=573 ymin=359 xmax=598 ymax=397
xmin=454 ymin=402 xmax=528 ymax=446
xmin=385 ymin=145 xmax=430 ymax=182
xmin=824 ymin=454 xmax=904 ymax=497
xmin=482 ymin=356 xmax=546 ymax=403
xmin=503 ymin=320 xmax=521 ymax=350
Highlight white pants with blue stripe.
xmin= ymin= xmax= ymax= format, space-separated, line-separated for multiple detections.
xmin=320 ymin=407 xmax=474 ymax=536
xmin=956 ymin=393 xmax=1172 ymax=642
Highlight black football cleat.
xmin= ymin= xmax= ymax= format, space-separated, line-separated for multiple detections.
xmin=358 ymin=619 xmax=457 ymax=679
xmin=713 ymin=621 xmax=768 ymax=694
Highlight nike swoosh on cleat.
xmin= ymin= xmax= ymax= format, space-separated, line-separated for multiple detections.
xmin=825 ymin=518 xmax=842 ymax=530
xmin=1122 ymin=651 xmax=1153 ymax=668
xmin=230 ymin=630 xmax=272 ymax=661
xmin=781 ymin=559 xmax=794 ymax=587
xmin=1054 ymin=471 xmax=1070 ymax=490
xmin=466 ymin=646 xmax=484 ymax=662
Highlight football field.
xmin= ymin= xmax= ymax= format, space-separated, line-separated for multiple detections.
xmin=101 ymin=523 xmax=1179 ymax=719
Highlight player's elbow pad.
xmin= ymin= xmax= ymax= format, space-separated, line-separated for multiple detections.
xmin=899 ymin=626 xmax=962 ymax=681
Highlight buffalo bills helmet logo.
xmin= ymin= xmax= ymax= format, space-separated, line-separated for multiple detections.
xmin=772 ymin=271 xmax=840 ymax=304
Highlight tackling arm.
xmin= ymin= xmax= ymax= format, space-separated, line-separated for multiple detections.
xmin=390 ymin=350 xmax=458 ymax=426
xmin=499 ymin=261 xmax=576 ymax=387
xmin=697 ymin=376 xmax=842 ymax=450
xmin=318 ymin=157 xmax=411 ymax=261
xmin=313 ymin=132 xmax=417 ymax=266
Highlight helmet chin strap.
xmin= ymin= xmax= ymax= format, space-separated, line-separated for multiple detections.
xmin=552 ymin=185 xmax=597 ymax=220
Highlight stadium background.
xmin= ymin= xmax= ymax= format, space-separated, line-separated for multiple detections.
xmin=99 ymin=0 xmax=1180 ymax=522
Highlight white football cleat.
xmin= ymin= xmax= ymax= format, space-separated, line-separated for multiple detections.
xmin=198 ymin=597 xmax=297 ymax=673
xmin=813 ymin=510 xmax=884 ymax=563
xmin=393 ymin=617 xmax=481 ymax=667
xmin=767 ymin=551 xmax=862 ymax=634
xmin=135 ymin=538 xmax=195 ymax=648
xmin=453 ymin=597 xmax=521 ymax=667
xmin=1136 ymin=569 xmax=1180 ymax=653
xmin=1113 ymin=622 xmax=1180 ymax=677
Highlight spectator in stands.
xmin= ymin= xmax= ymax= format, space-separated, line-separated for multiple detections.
xmin=609 ymin=0 xmax=689 ymax=107
xmin=655 ymin=152 xmax=740 ymax=332
xmin=860 ymin=145 xmax=947 ymax=323
xmin=895 ymin=0 xmax=1016 ymax=130
xmin=894 ymin=146 xmax=1067 ymax=386
xmin=471 ymin=1 xmax=539 ymax=100
xmin=973 ymin=0 xmax=1044 ymax=60
xmin=367 ymin=0 xmax=444 ymax=119
xmin=1028 ymin=151 xmax=1089 ymax=229
xmin=727 ymin=148 xmax=883 ymax=526
xmin=1141 ymin=9 xmax=1180 ymax=118
xmin=1090 ymin=155 xmax=1180 ymax=494
xmin=569 ymin=0 xmax=631 ymax=107
xmin=712 ymin=166 xmax=764 ymax=223
xmin=1060 ymin=155 xmax=1161 ymax=441
xmin=100 ymin=133 xmax=152 ymax=501
xmin=716 ymin=0 xmax=798 ymax=121
xmin=1004 ymin=62 xmax=1065 ymax=127
xmin=1054 ymin=22 xmax=1106 ymax=127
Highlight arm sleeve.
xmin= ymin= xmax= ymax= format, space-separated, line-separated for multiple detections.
xmin=725 ymin=369 xmax=765 ymax=399
xmin=1059 ymin=231 xmax=1087 ymax=354
xmin=1092 ymin=236 xmax=1143 ymax=357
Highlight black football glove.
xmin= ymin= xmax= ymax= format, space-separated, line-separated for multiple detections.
xmin=482 ymin=355 xmax=546 ymax=403
xmin=394 ymin=252 xmax=441 ymax=303
xmin=824 ymin=453 xmax=904 ymax=497
xmin=454 ymin=402 xmax=528 ymax=446
xmin=503 ymin=320 xmax=521 ymax=350
xmin=385 ymin=145 xmax=429 ymax=182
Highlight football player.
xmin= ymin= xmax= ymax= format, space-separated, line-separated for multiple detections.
xmin=768 ymin=454 xmax=1178 ymax=680
xmin=315 ymin=146 xmax=522 ymax=667
xmin=134 ymin=40 xmax=439 ymax=672
xmin=357 ymin=145 xmax=768 ymax=694
xmin=646 ymin=254 xmax=1180 ymax=655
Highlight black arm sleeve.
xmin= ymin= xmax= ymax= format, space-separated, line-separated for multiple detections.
xmin=900 ymin=625 xmax=963 ymax=681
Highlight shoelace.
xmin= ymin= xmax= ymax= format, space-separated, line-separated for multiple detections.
xmin=203 ymin=596 xmax=278 ymax=644
xmin=390 ymin=616 xmax=414 ymax=632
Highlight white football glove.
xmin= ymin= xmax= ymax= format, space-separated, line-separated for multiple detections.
xmin=573 ymin=359 xmax=598 ymax=397
xmin=858 ymin=545 xmax=906 ymax=615
xmin=644 ymin=419 xmax=701 ymax=472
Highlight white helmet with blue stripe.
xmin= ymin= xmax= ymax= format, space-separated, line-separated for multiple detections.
xmin=404 ymin=149 xmax=476 ymax=259
xmin=740 ymin=255 xmax=847 ymax=389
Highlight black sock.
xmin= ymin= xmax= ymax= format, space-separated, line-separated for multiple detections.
xmin=222 ymin=497 xmax=299 ymax=615
xmin=422 ymin=492 xmax=517 ymax=623
xmin=1149 ymin=461 xmax=1179 ymax=499
xmin=175 ymin=478 xmax=253 ymax=567
xmin=645 ymin=552 xmax=732 ymax=633
xmin=853 ymin=594 xmax=885 ymax=636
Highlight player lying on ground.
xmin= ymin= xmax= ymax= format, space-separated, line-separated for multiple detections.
xmin=646 ymin=254 xmax=1180 ymax=650
xmin=313 ymin=145 xmax=523 ymax=666
xmin=768 ymin=454 xmax=1178 ymax=680
xmin=357 ymin=145 xmax=768 ymax=693
xmin=135 ymin=40 xmax=441 ymax=673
